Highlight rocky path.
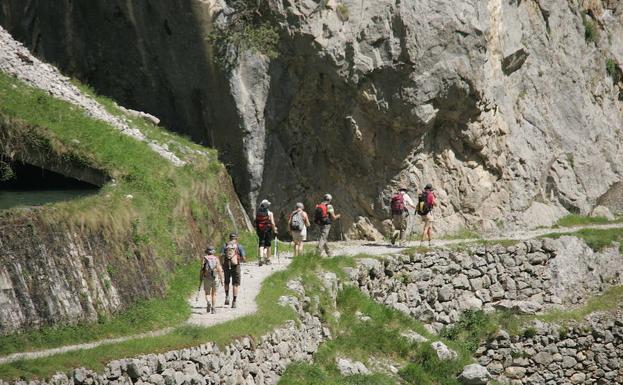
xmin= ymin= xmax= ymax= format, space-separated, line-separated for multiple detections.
xmin=331 ymin=222 xmax=623 ymax=256
xmin=0 ymin=259 xmax=291 ymax=365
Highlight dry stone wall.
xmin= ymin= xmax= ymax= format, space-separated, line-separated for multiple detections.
xmin=345 ymin=236 xmax=623 ymax=332
xmin=476 ymin=310 xmax=623 ymax=384
xmin=0 ymin=281 xmax=330 ymax=385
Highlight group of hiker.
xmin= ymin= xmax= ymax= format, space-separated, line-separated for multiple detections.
xmin=198 ymin=185 xmax=436 ymax=314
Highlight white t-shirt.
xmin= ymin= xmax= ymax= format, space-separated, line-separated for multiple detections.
xmin=401 ymin=192 xmax=415 ymax=209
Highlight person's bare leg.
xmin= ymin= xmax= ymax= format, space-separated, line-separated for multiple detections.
xmin=210 ymin=288 xmax=216 ymax=313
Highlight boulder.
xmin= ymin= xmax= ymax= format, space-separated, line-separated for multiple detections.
xmin=457 ymin=364 xmax=491 ymax=385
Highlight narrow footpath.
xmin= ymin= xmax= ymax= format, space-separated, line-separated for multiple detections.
xmin=0 ymin=259 xmax=291 ymax=365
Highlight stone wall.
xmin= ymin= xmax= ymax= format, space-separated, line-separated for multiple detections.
xmin=345 ymin=237 xmax=623 ymax=332
xmin=0 ymin=279 xmax=330 ymax=385
xmin=476 ymin=310 xmax=623 ymax=384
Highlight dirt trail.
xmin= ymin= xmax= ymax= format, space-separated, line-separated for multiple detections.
xmin=0 ymin=258 xmax=291 ymax=365
xmin=331 ymin=222 xmax=623 ymax=256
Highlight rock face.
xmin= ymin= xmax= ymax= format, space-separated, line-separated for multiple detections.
xmin=1 ymin=1 xmax=623 ymax=236
xmin=348 ymin=237 xmax=623 ymax=331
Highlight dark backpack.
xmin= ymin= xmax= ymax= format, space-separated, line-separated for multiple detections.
xmin=255 ymin=207 xmax=271 ymax=231
xmin=417 ymin=191 xmax=432 ymax=216
xmin=314 ymin=203 xmax=329 ymax=225
xmin=390 ymin=193 xmax=406 ymax=215
xmin=290 ymin=211 xmax=304 ymax=231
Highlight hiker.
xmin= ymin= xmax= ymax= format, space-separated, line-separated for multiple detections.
xmin=314 ymin=193 xmax=341 ymax=257
xmin=288 ymin=202 xmax=311 ymax=257
xmin=221 ymin=233 xmax=246 ymax=308
xmin=200 ymin=246 xmax=224 ymax=314
xmin=390 ymin=187 xmax=417 ymax=246
xmin=418 ymin=184 xmax=437 ymax=246
xmin=255 ymin=199 xmax=277 ymax=265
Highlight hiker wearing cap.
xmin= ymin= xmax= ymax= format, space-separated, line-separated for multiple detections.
xmin=221 ymin=233 xmax=246 ymax=308
xmin=200 ymin=246 xmax=224 ymax=314
xmin=417 ymin=184 xmax=437 ymax=246
xmin=288 ymin=202 xmax=311 ymax=257
xmin=255 ymin=199 xmax=277 ymax=265
xmin=314 ymin=194 xmax=341 ymax=257
xmin=390 ymin=187 xmax=417 ymax=246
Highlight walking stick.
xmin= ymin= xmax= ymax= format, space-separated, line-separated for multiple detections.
xmin=195 ymin=276 xmax=203 ymax=303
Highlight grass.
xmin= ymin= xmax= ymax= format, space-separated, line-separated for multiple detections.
xmin=538 ymin=285 xmax=623 ymax=324
xmin=541 ymin=228 xmax=623 ymax=252
xmin=582 ymin=11 xmax=599 ymax=44
xmin=0 ymin=72 xmax=244 ymax=361
xmin=606 ymin=58 xmax=621 ymax=83
xmin=554 ymin=214 xmax=620 ymax=227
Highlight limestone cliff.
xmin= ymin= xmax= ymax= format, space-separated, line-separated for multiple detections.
xmin=2 ymin=0 xmax=622 ymax=236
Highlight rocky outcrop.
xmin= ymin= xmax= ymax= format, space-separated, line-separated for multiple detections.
xmin=346 ymin=237 xmax=623 ymax=331
xmin=476 ymin=310 xmax=623 ymax=384
xmin=3 ymin=0 xmax=622 ymax=236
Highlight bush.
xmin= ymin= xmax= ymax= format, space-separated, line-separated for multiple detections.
xmin=439 ymin=310 xmax=497 ymax=353
xmin=582 ymin=11 xmax=599 ymax=44
xmin=606 ymin=58 xmax=621 ymax=83
xmin=336 ymin=4 xmax=349 ymax=22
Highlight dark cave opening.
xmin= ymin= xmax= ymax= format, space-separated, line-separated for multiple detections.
xmin=0 ymin=160 xmax=100 ymax=210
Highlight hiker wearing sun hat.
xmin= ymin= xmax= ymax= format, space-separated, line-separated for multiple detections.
xmin=255 ymin=199 xmax=277 ymax=265
xmin=417 ymin=184 xmax=437 ymax=246
xmin=390 ymin=186 xmax=417 ymax=246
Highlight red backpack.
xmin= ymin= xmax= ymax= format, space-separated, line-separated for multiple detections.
xmin=255 ymin=207 xmax=271 ymax=231
xmin=314 ymin=203 xmax=329 ymax=225
xmin=390 ymin=193 xmax=406 ymax=215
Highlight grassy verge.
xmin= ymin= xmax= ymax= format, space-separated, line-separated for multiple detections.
xmin=541 ymin=228 xmax=623 ymax=252
xmin=0 ymin=72 xmax=245 ymax=360
xmin=555 ymin=214 xmax=621 ymax=227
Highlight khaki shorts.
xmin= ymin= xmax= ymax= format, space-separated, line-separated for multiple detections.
xmin=203 ymin=276 xmax=217 ymax=293
xmin=292 ymin=228 xmax=307 ymax=242
xmin=392 ymin=213 xmax=408 ymax=231
xmin=422 ymin=212 xmax=434 ymax=224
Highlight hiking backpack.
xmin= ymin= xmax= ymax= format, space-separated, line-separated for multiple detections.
xmin=202 ymin=255 xmax=218 ymax=279
xmin=417 ymin=191 xmax=433 ymax=216
xmin=314 ymin=203 xmax=330 ymax=225
xmin=255 ymin=207 xmax=271 ymax=231
xmin=225 ymin=242 xmax=240 ymax=265
xmin=290 ymin=211 xmax=304 ymax=231
xmin=390 ymin=193 xmax=406 ymax=215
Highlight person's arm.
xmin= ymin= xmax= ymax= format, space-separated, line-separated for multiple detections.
xmin=270 ymin=212 xmax=278 ymax=232
xmin=238 ymin=244 xmax=246 ymax=262
xmin=303 ymin=212 xmax=311 ymax=227
xmin=217 ymin=260 xmax=225 ymax=285
xmin=328 ymin=205 xmax=341 ymax=221
xmin=406 ymin=194 xmax=417 ymax=210
xmin=287 ymin=212 xmax=293 ymax=232
xmin=198 ymin=257 xmax=205 ymax=283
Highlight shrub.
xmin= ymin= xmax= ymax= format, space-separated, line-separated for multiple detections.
xmin=336 ymin=4 xmax=349 ymax=22
xmin=606 ymin=58 xmax=621 ymax=83
xmin=582 ymin=11 xmax=599 ymax=44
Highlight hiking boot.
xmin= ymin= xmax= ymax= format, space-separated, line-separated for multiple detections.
xmin=231 ymin=301 xmax=237 ymax=309
xmin=211 ymin=307 xmax=216 ymax=314
xmin=206 ymin=302 xmax=211 ymax=314
xmin=265 ymin=259 xmax=272 ymax=265
xmin=224 ymin=297 xmax=230 ymax=306
xmin=258 ymin=259 xmax=263 ymax=266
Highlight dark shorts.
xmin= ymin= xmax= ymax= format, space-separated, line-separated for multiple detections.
xmin=224 ymin=264 xmax=241 ymax=286
xmin=257 ymin=227 xmax=273 ymax=247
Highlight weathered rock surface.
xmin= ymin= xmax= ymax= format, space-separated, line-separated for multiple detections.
xmin=2 ymin=0 xmax=622 ymax=236
xmin=458 ymin=364 xmax=491 ymax=385
xmin=348 ymin=237 xmax=623 ymax=331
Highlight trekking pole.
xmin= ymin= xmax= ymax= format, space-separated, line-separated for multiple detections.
xmin=195 ymin=276 xmax=203 ymax=303
xmin=338 ymin=220 xmax=344 ymax=241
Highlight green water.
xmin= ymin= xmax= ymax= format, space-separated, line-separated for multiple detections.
xmin=0 ymin=189 xmax=97 ymax=210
